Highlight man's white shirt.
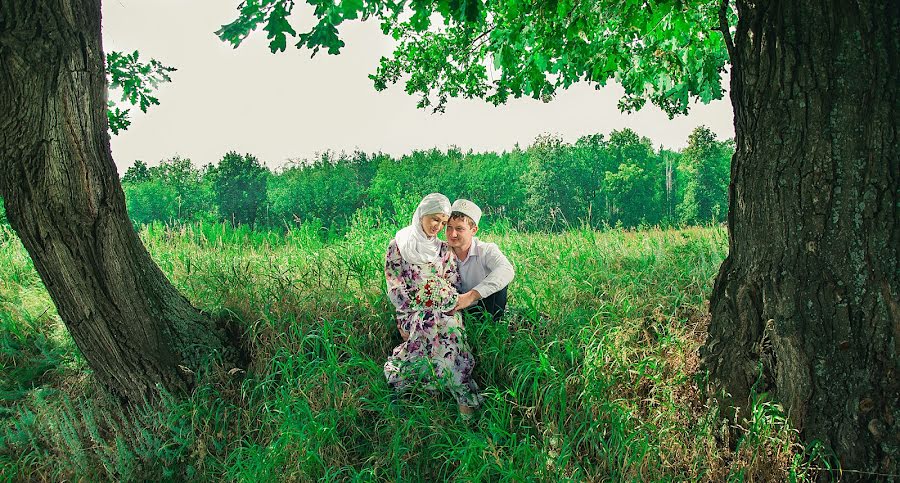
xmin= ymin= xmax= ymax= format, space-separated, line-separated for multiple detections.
xmin=454 ymin=237 xmax=514 ymax=298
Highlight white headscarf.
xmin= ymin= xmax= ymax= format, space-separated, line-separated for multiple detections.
xmin=394 ymin=193 xmax=451 ymax=265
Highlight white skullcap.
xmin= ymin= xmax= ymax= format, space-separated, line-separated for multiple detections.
xmin=451 ymin=199 xmax=482 ymax=226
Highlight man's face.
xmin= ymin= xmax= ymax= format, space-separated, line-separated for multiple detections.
xmin=446 ymin=217 xmax=478 ymax=249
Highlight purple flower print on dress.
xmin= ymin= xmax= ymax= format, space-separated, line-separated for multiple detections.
xmin=383 ymin=239 xmax=482 ymax=407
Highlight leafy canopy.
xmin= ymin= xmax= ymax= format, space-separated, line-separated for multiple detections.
xmin=106 ymin=50 xmax=176 ymax=134
xmin=218 ymin=0 xmax=733 ymax=116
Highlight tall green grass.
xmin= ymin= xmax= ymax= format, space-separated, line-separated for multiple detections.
xmin=0 ymin=222 xmax=833 ymax=481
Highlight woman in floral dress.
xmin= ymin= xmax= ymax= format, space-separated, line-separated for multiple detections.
xmin=383 ymin=193 xmax=482 ymax=415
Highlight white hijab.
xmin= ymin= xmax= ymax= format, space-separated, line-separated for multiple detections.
xmin=395 ymin=193 xmax=451 ymax=265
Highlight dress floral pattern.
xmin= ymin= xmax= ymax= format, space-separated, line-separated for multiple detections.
xmin=383 ymin=239 xmax=482 ymax=407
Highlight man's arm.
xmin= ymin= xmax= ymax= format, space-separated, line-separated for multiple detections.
xmin=471 ymin=243 xmax=514 ymax=299
xmin=451 ymin=242 xmax=515 ymax=313
xmin=453 ymin=289 xmax=482 ymax=313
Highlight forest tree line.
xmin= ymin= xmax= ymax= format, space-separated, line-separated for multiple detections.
xmin=0 ymin=126 xmax=732 ymax=234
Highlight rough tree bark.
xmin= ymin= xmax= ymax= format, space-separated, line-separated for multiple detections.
xmin=0 ymin=0 xmax=233 ymax=402
xmin=703 ymin=0 xmax=898 ymax=476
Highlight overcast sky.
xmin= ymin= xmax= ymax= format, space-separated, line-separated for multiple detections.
xmin=101 ymin=0 xmax=734 ymax=172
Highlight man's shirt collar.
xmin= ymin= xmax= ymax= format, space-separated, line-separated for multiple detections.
xmin=457 ymin=237 xmax=480 ymax=261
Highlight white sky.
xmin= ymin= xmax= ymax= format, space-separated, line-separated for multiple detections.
xmin=101 ymin=0 xmax=734 ymax=172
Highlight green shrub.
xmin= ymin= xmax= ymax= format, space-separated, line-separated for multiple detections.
xmin=210 ymin=151 xmax=269 ymax=226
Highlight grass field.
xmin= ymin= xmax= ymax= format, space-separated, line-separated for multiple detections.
xmin=0 ymin=221 xmax=832 ymax=481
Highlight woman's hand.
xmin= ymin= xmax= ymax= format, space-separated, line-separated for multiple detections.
xmin=399 ymin=327 xmax=410 ymax=341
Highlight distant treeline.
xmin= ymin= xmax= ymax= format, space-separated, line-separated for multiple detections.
xmin=0 ymin=126 xmax=732 ymax=234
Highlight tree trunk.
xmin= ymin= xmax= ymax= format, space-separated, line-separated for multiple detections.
xmin=703 ymin=0 xmax=898 ymax=476
xmin=0 ymin=0 xmax=233 ymax=402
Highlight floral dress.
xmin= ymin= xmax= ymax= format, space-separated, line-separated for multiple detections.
xmin=383 ymin=239 xmax=482 ymax=407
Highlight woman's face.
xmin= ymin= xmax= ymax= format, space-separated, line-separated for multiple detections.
xmin=420 ymin=213 xmax=449 ymax=237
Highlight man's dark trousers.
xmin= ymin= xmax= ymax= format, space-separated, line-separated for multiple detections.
xmin=463 ymin=285 xmax=508 ymax=322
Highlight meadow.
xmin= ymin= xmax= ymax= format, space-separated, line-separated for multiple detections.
xmin=0 ymin=220 xmax=831 ymax=481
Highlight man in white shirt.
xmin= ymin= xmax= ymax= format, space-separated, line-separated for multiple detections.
xmin=447 ymin=199 xmax=515 ymax=321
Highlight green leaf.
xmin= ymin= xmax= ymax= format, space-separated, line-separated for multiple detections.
xmin=342 ymin=0 xmax=364 ymax=20
xmin=105 ymin=49 xmax=175 ymax=133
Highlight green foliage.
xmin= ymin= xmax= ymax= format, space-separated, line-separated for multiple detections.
xmin=0 ymin=223 xmax=832 ymax=480
xmin=122 ymin=157 xmax=215 ymax=225
xmin=368 ymin=148 xmax=465 ymax=218
xmin=521 ymin=134 xmax=590 ymax=229
xmin=572 ymin=134 xmax=614 ymax=223
xmin=123 ymin=179 xmax=178 ymax=226
xmin=659 ymin=148 xmax=683 ymax=223
xmin=456 ymin=150 xmax=528 ymax=223
xmin=210 ymin=152 xmax=270 ymax=226
xmin=367 ymin=151 xmax=432 ymax=216
xmin=602 ymin=129 xmax=662 ymax=227
xmin=121 ymin=160 xmax=151 ymax=184
xmin=105 ymin=50 xmax=175 ymax=134
xmin=0 ymin=196 xmax=6 ymax=226
xmin=219 ymin=0 xmax=735 ymax=115
xmin=117 ymin=129 xmax=734 ymax=232
xmin=677 ymin=126 xmax=731 ymax=224
xmin=268 ymin=151 xmax=373 ymax=230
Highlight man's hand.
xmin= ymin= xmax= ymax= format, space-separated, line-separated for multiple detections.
xmin=451 ymin=290 xmax=482 ymax=314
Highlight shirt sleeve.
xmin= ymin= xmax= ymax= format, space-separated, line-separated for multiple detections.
xmin=472 ymin=242 xmax=515 ymax=298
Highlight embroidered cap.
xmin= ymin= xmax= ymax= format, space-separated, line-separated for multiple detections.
xmin=451 ymin=199 xmax=482 ymax=226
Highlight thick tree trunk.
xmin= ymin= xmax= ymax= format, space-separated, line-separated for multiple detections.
xmin=0 ymin=0 xmax=232 ymax=402
xmin=703 ymin=0 xmax=898 ymax=476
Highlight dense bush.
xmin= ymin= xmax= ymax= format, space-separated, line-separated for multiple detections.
xmin=209 ymin=151 xmax=269 ymax=226
xmin=268 ymin=151 xmax=376 ymax=231
xmin=122 ymin=156 xmax=215 ymax=225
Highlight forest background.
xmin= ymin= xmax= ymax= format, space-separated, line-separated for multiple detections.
xmin=0 ymin=126 xmax=731 ymax=234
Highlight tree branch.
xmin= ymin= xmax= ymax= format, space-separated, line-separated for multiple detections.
xmin=718 ymin=0 xmax=735 ymax=59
